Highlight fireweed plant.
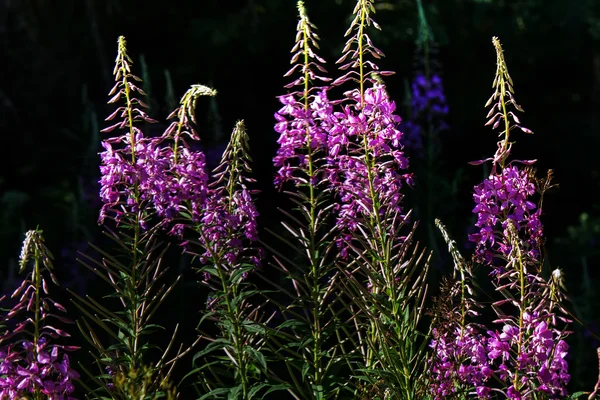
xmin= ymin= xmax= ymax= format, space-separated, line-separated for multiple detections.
xmin=71 ymin=37 xmax=198 ymax=398
xmin=428 ymin=37 xmax=580 ymax=399
xmin=183 ymin=120 xmax=274 ymax=399
xmin=0 ymin=229 xmax=79 ymax=399
xmin=327 ymin=1 xmax=430 ymax=399
xmin=267 ymin=1 xmax=430 ymax=399
xmin=93 ymin=37 xmax=269 ymax=399
xmin=265 ymin=1 xmax=344 ymax=399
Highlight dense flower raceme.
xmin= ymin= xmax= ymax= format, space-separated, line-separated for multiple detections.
xmin=327 ymin=85 xmax=412 ymax=244
xmin=99 ymin=38 xmax=259 ymax=269
xmin=429 ymin=326 xmax=491 ymax=399
xmin=145 ymin=145 xmax=210 ymax=222
xmin=0 ymin=339 xmax=79 ymax=399
xmin=193 ymin=184 xmax=260 ymax=268
xmin=273 ymin=0 xmax=332 ymax=189
xmin=402 ymin=73 xmax=449 ymax=157
xmin=429 ymin=314 xmax=570 ymax=399
xmin=98 ymin=37 xmax=158 ymax=225
xmin=486 ymin=313 xmax=569 ymax=398
xmin=0 ymin=230 xmax=79 ymax=399
xmin=99 ymin=133 xmax=160 ymax=225
xmin=468 ymin=164 xmax=543 ymax=265
xmin=273 ymin=89 xmax=333 ymax=187
xmin=274 ymin=83 xmax=413 ymax=255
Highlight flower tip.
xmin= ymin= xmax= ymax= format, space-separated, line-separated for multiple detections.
xmin=297 ymin=0 xmax=306 ymax=17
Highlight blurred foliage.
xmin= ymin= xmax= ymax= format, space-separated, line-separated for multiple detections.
xmin=2 ymin=0 xmax=600 ymax=395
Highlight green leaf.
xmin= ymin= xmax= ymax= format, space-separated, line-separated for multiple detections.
xmin=261 ymin=383 xmax=291 ymax=398
xmin=199 ymin=387 xmax=231 ymax=400
xmin=567 ymin=392 xmax=589 ymax=399
xmin=227 ymin=384 xmax=243 ymax=400
xmin=244 ymin=345 xmax=267 ymax=371
xmin=242 ymin=321 xmax=266 ymax=335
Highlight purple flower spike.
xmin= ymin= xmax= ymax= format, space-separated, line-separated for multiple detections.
xmin=98 ymin=37 xmax=158 ymax=226
xmin=429 ymin=37 xmax=571 ymax=399
xmin=468 ymin=165 xmax=543 ymax=265
xmin=273 ymin=1 xmax=332 ymax=189
xmin=1 ymin=230 xmax=79 ymax=398
xmin=328 ymin=83 xmax=411 ymax=249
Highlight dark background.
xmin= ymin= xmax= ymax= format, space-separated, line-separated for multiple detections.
xmin=1 ymin=0 xmax=600 ymax=395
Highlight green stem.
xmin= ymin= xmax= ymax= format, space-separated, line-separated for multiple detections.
xmin=218 ymin=143 xmax=250 ymax=398
xmin=356 ymin=3 xmax=391 ymax=372
xmin=512 ymin=226 xmax=526 ymax=393
xmin=33 ymin=248 xmax=41 ymax=400
xmin=301 ymin=16 xmax=323 ymax=396
xmin=129 ymin=210 xmax=141 ymax=369
xmin=499 ymin=74 xmax=511 ymax=168
xmin=200 ymin=226 xmax=249 ymax=399
xmin=219 ymin=263 xmax=249 ymax=398
xmin=120 ymin=60 xmax=137 ymax=164
xmin=121 ymin=58 xmax=142 ymax=370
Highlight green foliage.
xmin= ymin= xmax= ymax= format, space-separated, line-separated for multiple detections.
xmin=338 ymin=222 xmax=432 ymax=399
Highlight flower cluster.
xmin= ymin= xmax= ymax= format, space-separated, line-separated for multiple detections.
xmin=467 ymin=36 xmax=541 ymax=268
xmin=429 ymin=326 xmax=491 ymax=399
xmin=485 ymin=313 xmax=569 ymax=398
xmin=0 ymin=338 xmax=79 ymax=399
xmin=430 ymin=317 xmax=569 ymax=399
xmin=469 ymin=165 xmax=543 ymax=265
xmin=325 ymin=0 xmax=414 ymax=259
xmin=99 ymin=136 xmax=163 ymax=226
xmin=273 ymin=0 xmax=332 ymax=188
xmin=151 ymin=84 xmax=216 ymax=223
xmin=198 ymin=121 xmax=260 ymax=270
xmin=328 ymin=84 xmax=411 ymax=238
xmin=274 ymin=89 xmax=333 ymax=187
xmin=99 ymin=38 xmax=259 ymax=270
xmin=98 ymin=37 xmax=158 ymax=225
xmin=1 ymin=229 xmax=79 ymax=399
xmin=142 ymin=144 xmax=209 ymax=222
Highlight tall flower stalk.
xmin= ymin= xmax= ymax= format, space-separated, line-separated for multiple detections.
xmin=185 ymin=120 xmax=270 ymax=399
xmin=267 ymin=2 xmax=349 ymax=398
xmin=0 ymin=229 xmax=79 ymax=399
xmin=429 ymin=37 xmax=571 ymax=399
xmin=328 ymin=1 xmax=430 ymax=398
xmin=72 ymin=37 xmax=194 ymax=398
xmin=150 ymin=63 xmax=268 ymax=400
